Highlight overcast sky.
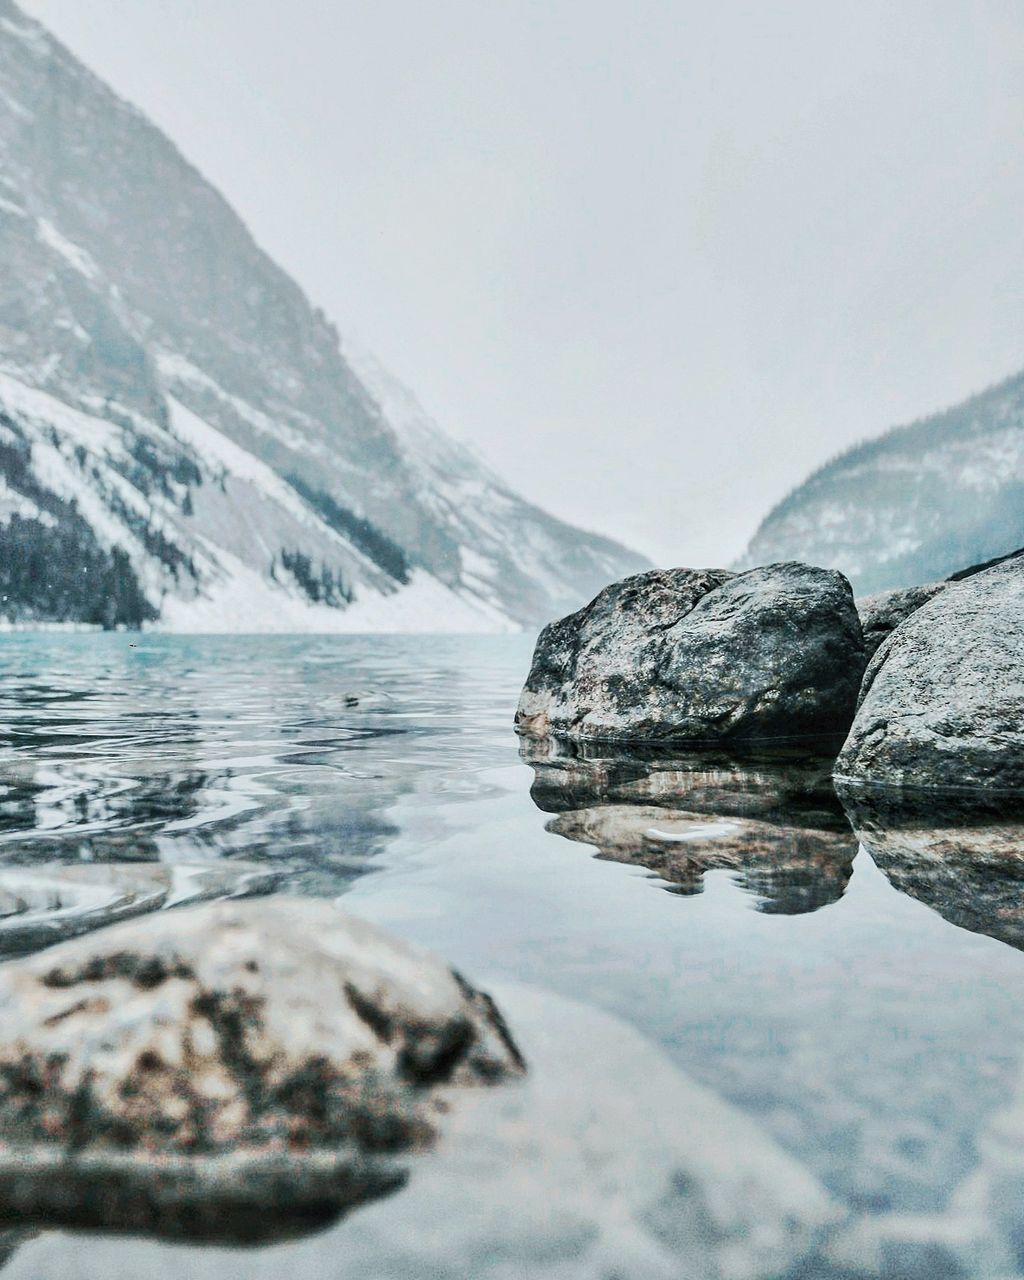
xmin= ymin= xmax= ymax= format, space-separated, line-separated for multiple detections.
xmin=20 ymin=0 xmax=1024 ymax=565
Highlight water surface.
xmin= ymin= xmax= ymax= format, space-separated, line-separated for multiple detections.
xmin=1 ymin=634 xmax=1023 ymax=1270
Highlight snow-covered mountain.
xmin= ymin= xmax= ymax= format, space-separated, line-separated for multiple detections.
xmin=740 ymin=367 xmax=1024 ymax=594
xmin=0 ymin=0 xmax=645 ymax=632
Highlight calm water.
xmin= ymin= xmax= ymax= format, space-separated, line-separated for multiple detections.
xmin=1 ymin=633 xmax=1023 ymax=1272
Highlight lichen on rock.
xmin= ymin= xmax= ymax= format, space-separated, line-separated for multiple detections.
xmin=517 ymin=562 xmax=865 ymax=746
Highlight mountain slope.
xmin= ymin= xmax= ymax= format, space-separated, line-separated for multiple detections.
xmin=0 ymin=0 xmax=646 ymax=631
xmin=740 ymin=368 xmax=1024 ymax=594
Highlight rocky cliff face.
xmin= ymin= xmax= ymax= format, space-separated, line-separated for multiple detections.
xmin=0 ymin=1 xmax=645 ymax=631
xmin=740 ymin=368 xmax=1024 ymax=594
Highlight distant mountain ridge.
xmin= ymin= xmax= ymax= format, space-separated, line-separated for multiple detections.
xmin=740 ymin=366 xmax=1024 ymax=594
xmin=0 ymin=0 xmax=646 ymax=631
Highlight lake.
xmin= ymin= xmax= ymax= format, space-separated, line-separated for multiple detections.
xmin=0 ymin=633 xmax=1022 ymax=1277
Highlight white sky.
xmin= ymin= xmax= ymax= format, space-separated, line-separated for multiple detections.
xmin=20 ymin=0 xmax=1024 ymax=565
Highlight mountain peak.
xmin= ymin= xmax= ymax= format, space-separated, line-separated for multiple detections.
xmin=0 ymin=10 xmax=646 ymax=631
xmin=740 ymin=367 xmax=1024 ymax=594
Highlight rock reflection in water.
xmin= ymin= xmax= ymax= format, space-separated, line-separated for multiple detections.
xmin=0 ymin=1234 xmax=28 ymax=1277
xmin=523 ymin=737 xmax=857 ymax=913
xmin=839 ymin=784 xmax=1024 ymax=951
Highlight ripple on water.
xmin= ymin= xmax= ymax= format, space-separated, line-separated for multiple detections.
xmin=1 ymin=633 xmax=1024 ymax=1272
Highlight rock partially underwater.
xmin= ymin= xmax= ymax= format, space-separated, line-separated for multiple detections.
xmin=523 ymin=736 xmax=848 ymax=826
xmin=516 ymin=562 xmax=865 ymax=746
xmin=837 ymin=557 xmax=1024 ymax=790
xmin=0 ymin=984 xmax=843 ymax=1280
xmin=0 ymin=897 xmax=524 ymax=1242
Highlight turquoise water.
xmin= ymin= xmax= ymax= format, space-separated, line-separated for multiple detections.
xmin=0 ymin=633 xmax=1023 ymax=1270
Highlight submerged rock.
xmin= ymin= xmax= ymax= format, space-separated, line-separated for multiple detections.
xmin=525 ymin=739 xmax=856 ymax=912
xmin=0 ymin=984 xmax=842 ymax=1280
xmin=516 ymin=562 xmax=864 ymax=746
xmin=0 ymin=898 xmax=524 ymax=1242
xmin=836 ymin=557 xmax=1024 ymax=790
xmin=522 ymin=736 xmax=849 ymax=826
xmin=830 ymin=1026 xmax=1024 ymax=1279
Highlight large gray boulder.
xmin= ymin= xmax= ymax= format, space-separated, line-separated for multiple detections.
xmin=0 ymin=898 xmax=523 ymax=1241
xmin=855 ymin=547 xmax=1024 ymax=659
xmin=836 ymin=557 xmax=1024 ymax=789
xmin=516 ymin=563 xmax=865 ymax=745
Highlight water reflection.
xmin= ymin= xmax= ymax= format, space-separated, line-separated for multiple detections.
xmin=0 ymin=682 xmax=402 ymax=884
xmin=1 ymin=638 xmax=1024 ymax=1275
xmin=0 ymin=634 xmax=528 ymax=947
xmin=0 ymin=1236 xmax=26 ymax=1276
xmin=523 ymin=737 xmax=857 ymax=912
xmin=0 ymin=862 xmax=277 ymax=957
xmin=839 ymin=784 xmax=1024 ymax=952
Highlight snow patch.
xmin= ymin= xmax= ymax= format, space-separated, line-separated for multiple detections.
xmin=460 ymin=546 xmax=498 ymax=582
xmin=26 ymin=435 xmax=132 ymax=553
xmin=157 ymin=561 xmax=516 ymax=635
xmin=157 ymin=352 xmax=308 ymax=453
xmin=0 ymin=15 xmax=48 ymax=56
xmin=0 ymin=86 xmax=33 ymax=123
xmin=36 ymin=219 xmax=100 ymax=281
xmin=0 ymin=369 xmax=124 ymax=449
xmin=0 ymin=475 xmax=54 ymax=528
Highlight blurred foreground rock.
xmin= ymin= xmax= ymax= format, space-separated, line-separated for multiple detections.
xmin=0 ymin=897 xmax=524 ymax=1242
xmin=0 ymin=983 xmax=843 ymax=1280
xmin=0 ymin=862 xmax=277 ymax=957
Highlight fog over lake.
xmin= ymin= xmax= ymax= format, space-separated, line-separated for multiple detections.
xmin=22 ymin=0 xmax=1024 ymax=564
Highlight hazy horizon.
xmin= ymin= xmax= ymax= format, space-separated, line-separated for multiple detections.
xmin=20 ymin=0 xmax=1024 ymax=566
